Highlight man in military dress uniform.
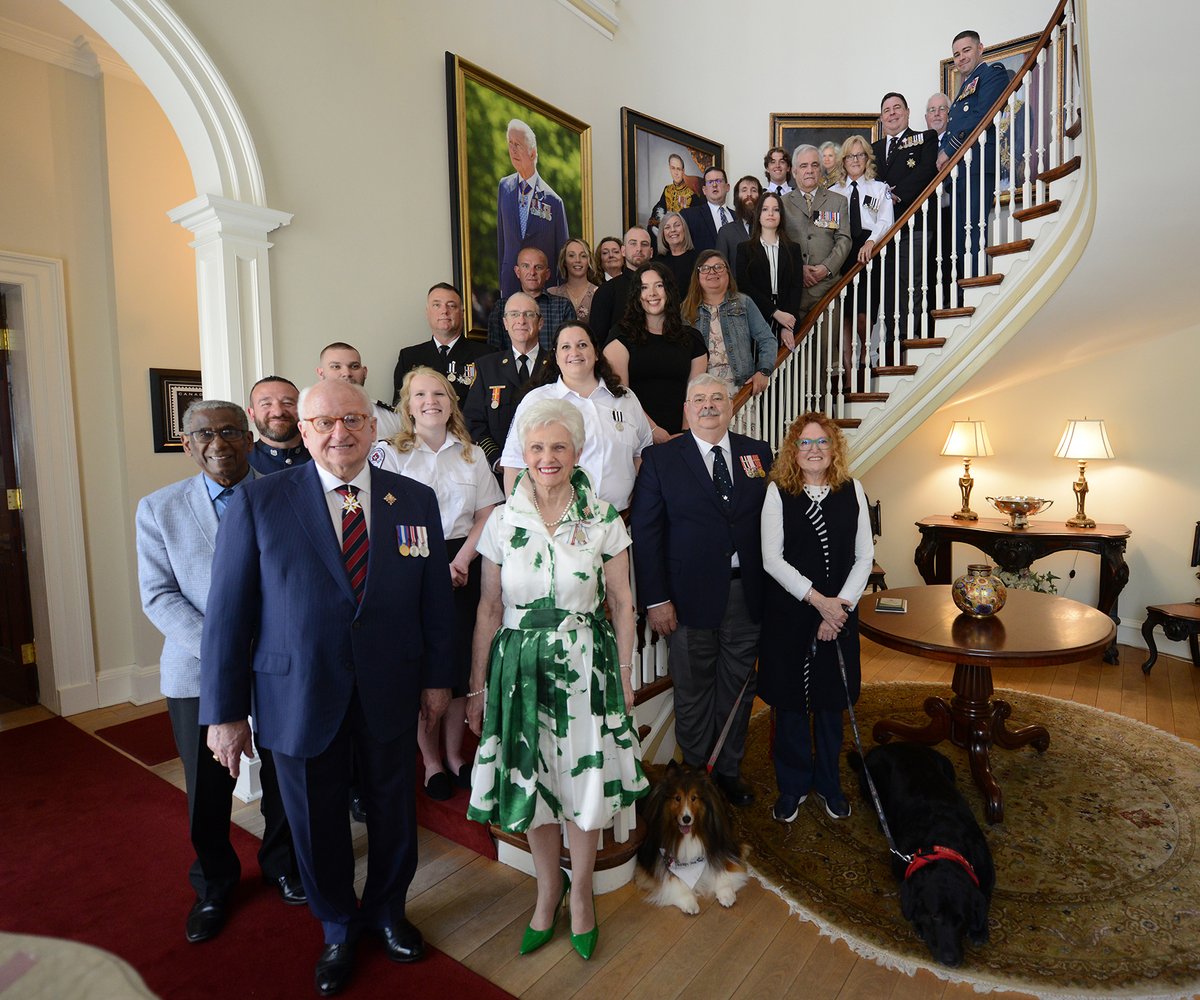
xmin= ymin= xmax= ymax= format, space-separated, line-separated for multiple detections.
xmin=392 ymin=283 xmax=490 ymax=409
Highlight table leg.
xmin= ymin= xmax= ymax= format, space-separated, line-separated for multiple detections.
xmin=873 ymin=695 xmax=952 ymax=745
xmin=991 ymin=699 xmax=1050 ymax=753
xmin=1190 ymin=631 xmax=1200 ymax=670
xmin=1141 ymin=614 xmax=1161 ymax=674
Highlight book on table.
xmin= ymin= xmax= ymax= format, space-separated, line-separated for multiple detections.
xmin=875 ymin=596 xmax=907 ymax=614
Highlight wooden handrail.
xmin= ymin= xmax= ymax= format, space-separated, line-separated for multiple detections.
xmin=731 ymin=0 xmax=1072 ymax=415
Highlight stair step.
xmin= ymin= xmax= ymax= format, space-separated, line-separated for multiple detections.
xmin=1013 ymin=199 xmax=1061 ymax=222
xmin=637 ymin=724 xmax=651 ymax=741
xmin=845 ymin=392 xmax=889 ymax=403
xmin=871 ymin=366 xmax=917 ymax=378
xmin=491 ymin=812 xmax=648 ymax=871
xmin=1039 ymin=156 xmax=1081 ymax=184
xmin=959 ymin=274 xmax=1004 ymax=288
xmin=986 ymin=238 xmax=1034 ymax=258
xmin=633 ymin=675 xmax=672 ymax=707
xmin=835 ymin=418 xmax=861 ymax=429
xmin=901 ymin=338 xmax=947 ymax=350
xmin=1066 ymin=114 xmax=1082 ymax=140
xmin=931 ymin=307 xmax=976 ymax=320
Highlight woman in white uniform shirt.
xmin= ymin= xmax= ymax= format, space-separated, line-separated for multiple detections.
xmin=501 ymin=322 xmax=652 ymax=512
xmin=369 ymin=366 xmax=503 ymax=800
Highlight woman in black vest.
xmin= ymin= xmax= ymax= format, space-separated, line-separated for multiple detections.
xmin=757 ymin=412 xmax=874 ymax=822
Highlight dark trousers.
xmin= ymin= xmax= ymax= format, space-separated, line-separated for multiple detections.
xmin=166 ymin=696 xmax=296 ymax=901
xmin=668 ymin=579 xmax=760 ymax=779
xmin=772 ymin=706 xmax=844 ymax=801
xmin=272 ymin=688 xmax=418 ymax=944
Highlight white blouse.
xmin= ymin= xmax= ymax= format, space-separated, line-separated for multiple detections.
xmin=831 ymin=177 xmax=896 ymax=245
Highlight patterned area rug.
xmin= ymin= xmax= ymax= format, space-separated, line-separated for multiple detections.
xmin=736 ymin=683 xmax=1200 ymax=999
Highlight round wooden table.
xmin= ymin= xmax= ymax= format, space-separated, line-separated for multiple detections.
xmin=859 ymin=586 xmax=1116 ymax=824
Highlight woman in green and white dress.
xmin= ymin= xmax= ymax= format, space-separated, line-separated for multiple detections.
xmin=466 ymin=398 xmax=647 ymax=961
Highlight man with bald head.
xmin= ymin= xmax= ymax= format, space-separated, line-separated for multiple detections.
xmin=486 ymin=245 xmax=576 ymax=352
xmin=202 ymin=377 xmax=455 ymax=995
xmin=588 ymin=225 xmax=654 ymax=342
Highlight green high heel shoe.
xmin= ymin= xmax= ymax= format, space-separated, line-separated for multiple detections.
xmin=570 ymin=893 xmax=598 ymax=960
xmin=519 ymin=869 xmax=570 ymax=955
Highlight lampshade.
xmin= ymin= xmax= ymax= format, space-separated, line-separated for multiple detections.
xmin=1054 ymin=418 xmax=1115 ymax=461
xmin=941 ymin=420 xmax=994 ymax=458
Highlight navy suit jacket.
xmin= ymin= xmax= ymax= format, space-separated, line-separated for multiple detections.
xmin=631 ymin=432 xmax=773 ymax=629
xmin=199 ymin=462 xmax=456 ymax=759
xmin=464 ymin=349 xmax=552 ymax=467
xmin=940 ymin=61 xmax=1010 ymax=173
xmin=682 ymin=203 xmax=726 ymax=253
xmin=497 ymin=173 xmax=569 ymax=298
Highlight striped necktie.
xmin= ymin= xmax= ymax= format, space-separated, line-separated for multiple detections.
xmin=335 ymin=485 xmax=368 ymax=603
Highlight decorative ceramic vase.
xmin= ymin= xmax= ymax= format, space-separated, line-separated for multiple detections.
xmin=951 ymin=563 xmax=1008 ymax=618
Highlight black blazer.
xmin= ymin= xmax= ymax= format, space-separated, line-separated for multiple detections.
xmin=393 ymin=337 xmax=493 ymax=408
xmin=463 ymin=350 xmax=552 ymax=467
xmin=682 ymin=203 xmax=723 ymax=252
xmin=736 ymin=239 xmax=803 ymax=325
xmin=589 ymin=270 xmax=635 ymax=345
xmin=872 ymin=128 xmax=939 ymax=219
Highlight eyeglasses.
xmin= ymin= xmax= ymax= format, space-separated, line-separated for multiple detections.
xmin=302 ymin=413 xmax=371 ymax=433
xmin=704 ymin=178 xmax=726 ymax=187
xmin=505 ymin=310 xmax=540 ymax=320
xmin=688 ymin=393 xmax=728 ymax=406
xmin=186 ymin=426 xmax=246 ymax=443
xmin=697 ymin=263 xmax=728 ymax=275
xmin=844 ymin=152 xmax=867 ymax=161
xmin=926 ymin=106 xmax=948 ymax=115
xmin=798 ymin=437 xmax=831 ymax=450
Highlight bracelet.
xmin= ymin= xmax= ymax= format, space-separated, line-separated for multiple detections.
xmin=619 ymin=663 xmax=633 ymax=672
xmin=466 ymin=688 xmax=486 ymax=698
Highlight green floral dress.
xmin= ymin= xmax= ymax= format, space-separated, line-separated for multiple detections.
xmin=467 ymin=469 xmax=648 ymax=833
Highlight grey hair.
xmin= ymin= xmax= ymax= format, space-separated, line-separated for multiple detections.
xmin=516 ymin=398 xmax=585 ymax=453
xmin=792 ymin=143 xmax=819 ymax=162
xmin=297 ymin=381 xmax=373 ymax=420
xmin=658 ymin=211 xmax=694 ymax=252
xmin=507 ymin=118 xmax=537 ymax=154
xmin=686 ymin=372 xmax=734 ymax=398
xmin=182 ymin=399 xmax=247 ymax=434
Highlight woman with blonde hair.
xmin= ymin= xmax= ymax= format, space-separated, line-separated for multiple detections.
xmin=369 ymin=366 xmax=503 ymax=799
xmin=757 ymin=412 xmax=873 ymax=823
xmin=548 ymin=237 xmax=600 ymax=322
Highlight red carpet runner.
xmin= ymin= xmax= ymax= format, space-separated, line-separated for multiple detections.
xmin=0 ymin=717 xmax=513 ymax=1000
xmin=95 ymin=711 xmax=178 ymax=766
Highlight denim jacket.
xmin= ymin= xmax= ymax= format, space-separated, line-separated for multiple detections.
xmin=690 ymin=292 xmax=777 ymax=387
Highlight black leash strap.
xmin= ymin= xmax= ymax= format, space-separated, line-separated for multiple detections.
xmin=815 ymin=636 xmax=911 ymax=864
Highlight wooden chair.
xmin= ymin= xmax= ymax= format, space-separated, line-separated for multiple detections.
xmin=867 ymin=497 xmax=887 ymax=592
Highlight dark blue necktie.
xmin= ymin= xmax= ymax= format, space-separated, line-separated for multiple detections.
xmin=712 ymin=446 xmax=733 ymax=510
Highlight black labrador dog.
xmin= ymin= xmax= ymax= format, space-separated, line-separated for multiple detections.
xmin=848 ymin=743 xmax=994 ymax=966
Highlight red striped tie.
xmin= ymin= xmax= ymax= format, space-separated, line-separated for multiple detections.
xmin=336 ymin=485 xmax=368 ymax=603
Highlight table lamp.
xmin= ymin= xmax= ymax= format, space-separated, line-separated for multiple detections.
xmin=940 ymin=419 xmax=993 ymax=521
xmin=1054 ymin=418 xmax=1114 ymax=528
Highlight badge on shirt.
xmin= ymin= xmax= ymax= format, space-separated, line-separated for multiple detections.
xmin=740 ymin=454 xmax=766 ymax=479
xmin=368 ymin=443 xmax=386 ymax=468
xmin=459 ymin=363 xmax=477 ymax=387
xmin=611 ymin=409 xmax=625 ymax=433
xmin=397 ymin=525 xmax=429 ymax=558
xmin=960 ymin=76 xmax=979 ymax=99
xmin=814 ymin=210 xmax=841 ymax=229
xmin=489 ymin=385 xmax=505 ymax=410
xmin=864 ymin=195 xmax=883 ymax=212
xmin=530 ymin=197 xmax=553 ymax=222
xmin=341 ymin=491 xmax=363 ymax=514
xmin=899 ymin=133 xmax=925 ymax=150
xmin=446 ymin=361 xmax=457 ymax=383
xmin=384 ymin=492 xmax=397 ymax=506
xmin=907 ymin=157 xmax=917 ymax=168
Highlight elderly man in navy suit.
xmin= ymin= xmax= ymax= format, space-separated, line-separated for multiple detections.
xmin=136 ymin=400 xmax=304 ymax=946
xmin=201 ymin=378 xmax=455 ymax=996
xmin=497 ymin=118 xmax=569 ymax=299
xmin=936 ymin=30 xmax=1010 ymax=287
xmin=631 ymin=373 xmax=773 ymax=807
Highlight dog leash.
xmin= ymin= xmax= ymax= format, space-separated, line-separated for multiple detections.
xmin=705 ymin=672 xmax=753 ymax=776
xmin=818 ymin=636 xmax=912 ymax=864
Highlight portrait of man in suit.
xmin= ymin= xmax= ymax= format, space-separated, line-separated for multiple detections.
xmin=496 ymin=119 xmax=568 ymax=300
xmin=201 ymin=378 xmax=456 ymax=995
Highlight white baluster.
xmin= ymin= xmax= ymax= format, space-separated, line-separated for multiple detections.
xmin=1021 ymin=67 xmax=1033 ymax=207
xmin=1035 ymin=46 xmax=1048 ymax=178
xmin=949 ymin=162 xmax=961 ymax=305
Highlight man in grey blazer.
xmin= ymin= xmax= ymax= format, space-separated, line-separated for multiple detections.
xmin=136 ymin=399 xmax=303 ymax=945
xmin=782 ymin=145 xmax=851 ymax=321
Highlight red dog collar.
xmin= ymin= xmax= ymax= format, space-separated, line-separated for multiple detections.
xmin=904 ymin=845 xmax=980 ymax=887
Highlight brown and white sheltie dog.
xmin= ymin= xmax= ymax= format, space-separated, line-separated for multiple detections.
xmin=635 ymin=761 xmax=748 ymax=914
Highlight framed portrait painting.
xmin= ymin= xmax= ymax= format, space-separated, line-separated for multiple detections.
xmin=620 ymin=109 xmax=723 ymax=235
xmin=446 ymin=53 xmax=593 ymax=336
xmin=149 ymin=368 xmax=202 ymax=453
xmin=769 ymin=112 xmax=881 ymax=170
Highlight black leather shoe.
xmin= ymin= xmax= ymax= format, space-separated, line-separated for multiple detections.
xmin=378 ymin=918 xmax=424 ymax=963
xmin=452 ymin=761 xmax=473 ymax=790
xmin=424 ymin=771 xmax=453 ymax=802
xmin=315 ymin=941 xmax=356 ymax=996
xmin=349 ymin=789 xmax=367 ymax=824
xmin=185 ymin=896 xmax=227 ymax=943
xmin=714 ymin=773 xmax=755 ymax=807
xmin=265 ymin=873 xmax=307 ymax=905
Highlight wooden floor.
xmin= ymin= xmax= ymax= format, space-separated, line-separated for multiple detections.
xmin=6 ymin=640 xmax=1199 ymax=999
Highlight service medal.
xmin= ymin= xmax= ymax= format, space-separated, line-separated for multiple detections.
xmin=446 ymin=362 xmax=457 ymax=384
xmin=461 ymin=363 xmax=476 ymax=386
xmin=490 ymin=385 xmax=504 ymax=410
xmin=418 ymin=526 xmax=430 ymax=558
xmin=341 ymin=491 xmax=362 ymax=514
xmin=384 ymin=492 xmax=397 ymax=506
xmin=907 ymin=156 xmax=916 ymax=168
xmin=612 ymin=409 xmax=624 ymax=433
xmin=397 ymin=525 xmax=410 ymax=557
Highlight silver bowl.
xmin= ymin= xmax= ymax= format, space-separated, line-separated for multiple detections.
xmin=986 ymin=495 xmax=1054 ymax=529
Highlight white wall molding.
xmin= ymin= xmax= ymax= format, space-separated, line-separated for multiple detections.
xmin=0 ymin=252 xmax=98 ymax=717
xmin=555 ymin=0 xmax=619 ymax=38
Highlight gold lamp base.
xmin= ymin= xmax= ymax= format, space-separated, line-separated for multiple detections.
xmin=951 ymin=462 xmax=978 ymax=520
xmin=1066 ymin=462 xmax=1097 ymax=529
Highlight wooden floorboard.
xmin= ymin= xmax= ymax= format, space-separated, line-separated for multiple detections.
xmin=6 ymin=643 xmax=1194 ymax=1000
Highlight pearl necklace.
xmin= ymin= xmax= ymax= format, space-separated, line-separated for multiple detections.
xmin=530 ymin=486 xmax=573 ymax=528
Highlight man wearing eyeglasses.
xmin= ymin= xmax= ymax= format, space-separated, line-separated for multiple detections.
xmin=682 ymin=166 xmax=733 ymax=253
xmin=486 ymin=246 xmax=576 ymax=353
xmin=392 ymin=283 xmax=490 ymax=409
xmin=201 ymin=378 xmax=455 ymax=996
xmin=136 ymin=400 xmax=304 ymax=947
xmin=631 ymin=374 xmax=773 ymax=809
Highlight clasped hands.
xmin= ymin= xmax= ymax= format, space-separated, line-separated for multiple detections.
xmin=809 ymin=590 xmax=852 ymax=643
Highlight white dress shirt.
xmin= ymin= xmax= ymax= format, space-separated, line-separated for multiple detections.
xmin=313 ymin=462 xmax=373 ymax=545
xmin=707 ymin=201 xmax=731 ymax=232
xmin=831 ymin=177 xmax=896 ymax=245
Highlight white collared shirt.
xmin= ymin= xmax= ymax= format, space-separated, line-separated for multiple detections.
xmin=432 ymin=334 xmax=462 ymax=352
xmin=313 ymin=462 xmax=373 ymax=544
xmin=830 ymin=177 xmax=896 ymax=245
xmin=512 ymin=344 xmax=539 ymax=368
xmin=368 ymin=437 xmax=502 ymax=538
xmin=766 ymin=181 xmax=793 ymax=194
xmin=707 ymin=201 xmax=731 ymax=232
xmin=500 ymin=379 xmax=653 ymax=510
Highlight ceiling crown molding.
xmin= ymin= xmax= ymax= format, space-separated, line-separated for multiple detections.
xmin=556 ymin=0 xmax=618 ymax=39
xmin=0 ymin=14 xmax=138 ymax=83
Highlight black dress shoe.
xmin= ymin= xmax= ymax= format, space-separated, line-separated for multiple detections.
xmin=349 ymin=789 xmax=367 ymax=824
xmin=714 ymin=773 xmax=755 ymax=807
xmin=424 ymin=771 xmax=453 ymax=802
xmin=315 ymin=941 xmax=356 ymax=996
xmin=265 ymin=872 xmax=307 ymax=905
xmin=185 ymin=896 xmax=227 ymax=943
xmin=452 ymin=761 xmax=473 ymax=790
xmin=378 ymin=918 xmax=424 ymax=963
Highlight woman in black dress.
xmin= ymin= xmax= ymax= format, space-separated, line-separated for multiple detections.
xmin=602 ymin=261 xmax=707 ymax=443
xmin=736 ymin=191 xmax=804 ymax=350
xmin=757 ymin=412 xmax=874 ymax=822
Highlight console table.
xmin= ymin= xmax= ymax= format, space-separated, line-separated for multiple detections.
xmin=914 ymin=515 xmax=1130 ymax=663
